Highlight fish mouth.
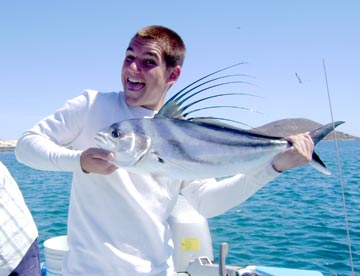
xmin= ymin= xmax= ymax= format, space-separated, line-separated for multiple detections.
xmin=126 ymin=77 xmax=145 ymax=91
xmin=94 ymin=133 xmax=117 ymax=150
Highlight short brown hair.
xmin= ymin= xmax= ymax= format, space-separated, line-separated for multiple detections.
xmin=132 ymin=25 xmax=186 ymax=68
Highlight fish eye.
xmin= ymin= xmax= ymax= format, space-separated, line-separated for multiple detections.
xmin=111 ymin=129 xmax=121 ymax=138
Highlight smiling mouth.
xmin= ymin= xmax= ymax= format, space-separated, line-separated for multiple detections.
xmin=127 ymin=77 xmax=145 ymax=91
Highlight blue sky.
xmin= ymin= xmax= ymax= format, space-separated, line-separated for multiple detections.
xmin=1 ymin=1 xmax=359 ymax=139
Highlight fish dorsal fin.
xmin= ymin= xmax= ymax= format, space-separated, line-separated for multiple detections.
xmin=189 ymin=117 xmax=286 ymax=141
xmin=155 ymin=63 xmax=259 ymax=121
xmin=155 ymin=101 xmax=183 ymax=119
xmin=188 ymin=117 xmax=253 ymax=130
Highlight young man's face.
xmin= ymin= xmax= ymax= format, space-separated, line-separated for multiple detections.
xmin=122 ymin=36 xmax=181 ymax=111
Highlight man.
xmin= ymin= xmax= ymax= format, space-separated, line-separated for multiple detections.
xmin=15 ymin=25 xmax=313 ymax=276
xmin=0 ymin=162 xmax=40 ymax=276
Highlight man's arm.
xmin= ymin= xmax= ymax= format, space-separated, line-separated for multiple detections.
xmin=182 ymin=133 xmax=314 ymax=218
xmin=16 ymin=93 xmax=88 ymax=172
xmin=15 ymin=130 xmax=83 ymax=172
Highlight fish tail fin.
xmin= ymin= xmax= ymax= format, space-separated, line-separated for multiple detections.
xmin=308 ymin=121 xmax=345 ymax=175
xmin=309 ymin=121 xmax=345 ymax=145
xmin=310 ymin=152 xmax=331 ymax=175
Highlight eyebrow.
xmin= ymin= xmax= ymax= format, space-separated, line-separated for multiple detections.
xmin=126 ymin=47 xmax=159 ymax=59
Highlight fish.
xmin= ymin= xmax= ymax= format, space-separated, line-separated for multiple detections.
xmin=95 ymin=64 xmax=344 ymax=180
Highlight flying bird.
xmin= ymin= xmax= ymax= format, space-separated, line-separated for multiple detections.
xmin=295 ymin=72 xmax=303 ymax=84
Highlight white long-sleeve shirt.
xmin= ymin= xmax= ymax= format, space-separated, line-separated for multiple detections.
xmin=15 ymin=90 xmax=279 ymax=276
xmin=0 ymin=162 xmax=38 ymax=276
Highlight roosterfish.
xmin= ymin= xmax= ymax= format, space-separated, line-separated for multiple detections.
xmin=95 ymin=64 xmax=343 ymax=180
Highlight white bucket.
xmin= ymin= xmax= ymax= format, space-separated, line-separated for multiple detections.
xmin=168 ymin=196 xmax=214 ymax=272
xmin=43 ymin=235 xmax=69 ymax=276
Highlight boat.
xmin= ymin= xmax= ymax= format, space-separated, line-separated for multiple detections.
xmin=41 ymin=196 xmax=324 ymax=276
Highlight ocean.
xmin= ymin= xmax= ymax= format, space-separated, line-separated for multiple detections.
xmin=0 ymin=140 xmax=359 ymax=276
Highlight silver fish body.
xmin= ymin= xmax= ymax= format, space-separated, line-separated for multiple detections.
xmin=95 ymin=118 xmax=341 ymax=180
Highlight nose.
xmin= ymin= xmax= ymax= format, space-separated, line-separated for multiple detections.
xmin=129 ymin=59 xmax=141 ymax=72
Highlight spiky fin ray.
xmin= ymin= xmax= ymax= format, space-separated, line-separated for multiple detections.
xmin=180 ymin=93 xmax=256 ymax=116
xmin=166 ymin=62 xmax=247 ymax=103
xmin=183 ymin=105 xmax=260 ymax=118
xmin=175 ymin=77 xmax=254 ymax=106
xmin=177 ymin=81 xmax=254 ymax=107
xmin=156 ymin=63 xmax=257 ymax=121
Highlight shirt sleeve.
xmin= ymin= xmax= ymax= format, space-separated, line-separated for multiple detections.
xmin=180 ymin=163 xmax=280 ymax=218
xmin=15 ymin=91 xmax=92 ymax=172
xmin=0 ymin=162 xmax=39 ymax=273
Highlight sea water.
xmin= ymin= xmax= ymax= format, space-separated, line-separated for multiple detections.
xmin=1 ymin=141 xmax=359 ymax=276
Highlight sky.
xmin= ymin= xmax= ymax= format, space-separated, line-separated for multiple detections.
xmin=1 ymin=1 xmax=359 ymax=140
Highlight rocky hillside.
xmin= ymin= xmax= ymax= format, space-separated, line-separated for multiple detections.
xmin=253 ymin=118 xmax=358 ymax=140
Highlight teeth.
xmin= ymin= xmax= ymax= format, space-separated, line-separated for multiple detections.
xmin=128 ymin=78 xmax=144 ymax=84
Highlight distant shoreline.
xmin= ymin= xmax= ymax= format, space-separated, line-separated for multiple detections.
xmin=1 ymin=118 xmax=358 ymax=151
xmin=0 ymin=139 xmax=358 ymax=154
xmin=0 ymin=147 xmax=16 ymax=152
xmin=0 ymin=140 xmax=17 ymax=152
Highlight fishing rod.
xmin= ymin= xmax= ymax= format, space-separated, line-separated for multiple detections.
xmin=322 ymin=59 xmax=355 ymax=276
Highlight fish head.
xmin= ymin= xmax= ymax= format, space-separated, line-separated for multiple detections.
xmin=94 ymin=122 xmax=151 ymax=167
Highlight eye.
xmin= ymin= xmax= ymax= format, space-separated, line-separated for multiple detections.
xmin=145 ymin=59 xmax=156 ymax=65
xmin=144 ymin=59 xmax=156 ymax=66
xmin=111 ymin=129 xmax=121 ymax=138
xmin=124 ymin=54 xmax=135 ymax=63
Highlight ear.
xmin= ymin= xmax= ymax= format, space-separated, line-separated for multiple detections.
xmin=167 ymin=65 xmax=181 ymax=85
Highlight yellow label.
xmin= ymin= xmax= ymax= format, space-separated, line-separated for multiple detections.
xmin=181 ymin=238 xmax=200 ymax=251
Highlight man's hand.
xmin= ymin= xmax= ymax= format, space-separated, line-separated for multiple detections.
xmin=80 ymin=148 xmax=118 ymax=175
xmin=272 ymin=132 xmax=314 ymax=173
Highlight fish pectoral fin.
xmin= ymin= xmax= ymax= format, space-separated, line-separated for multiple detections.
xmin=154 ymin=153 xmax=193 ymax=173
xmin=132 ymin=134 xmax=151 ymax=163
xmin=113 ymin=135 xmax=151 ymax=167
